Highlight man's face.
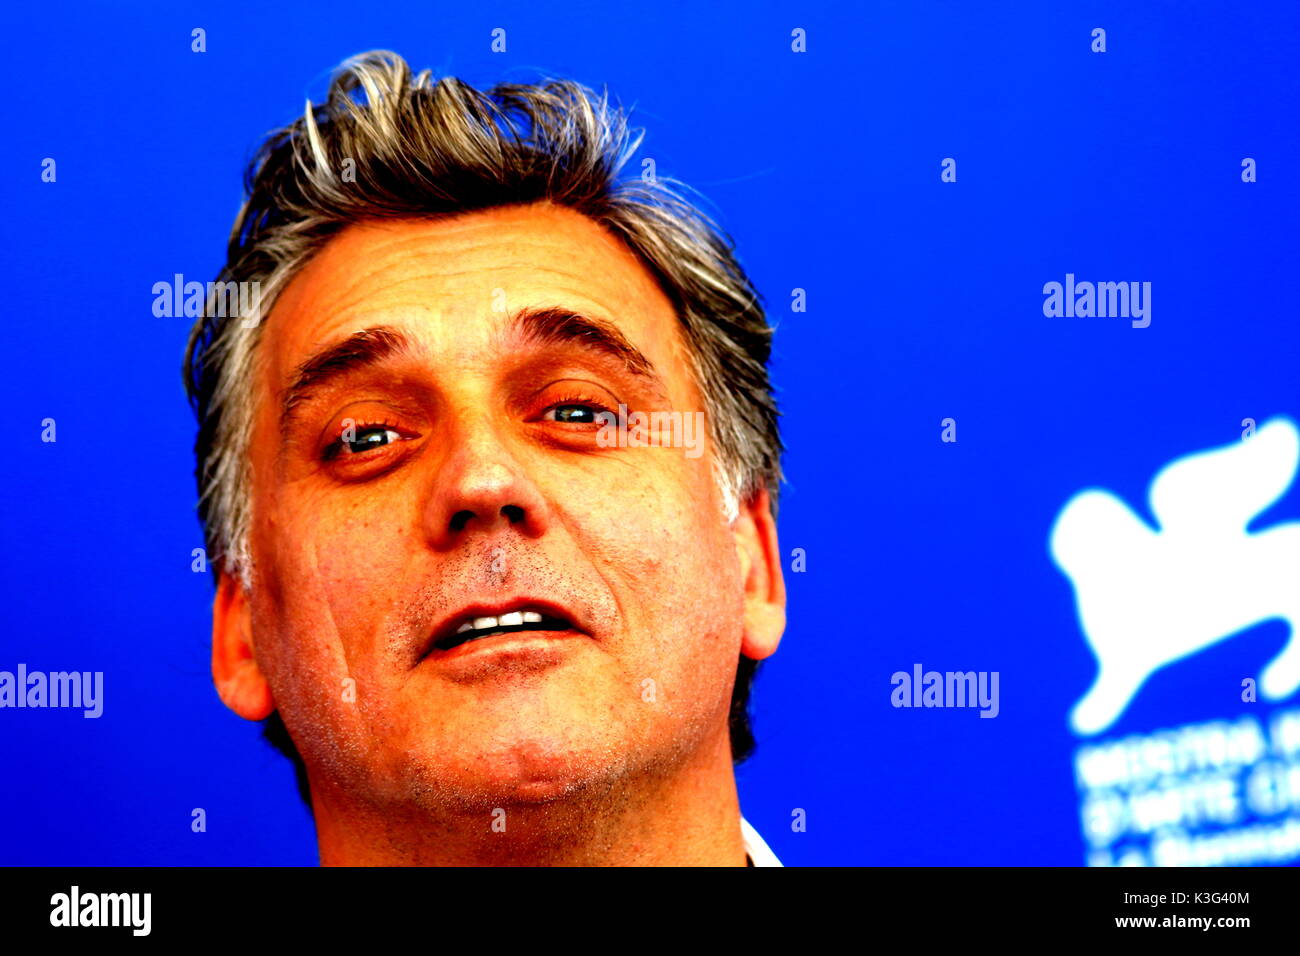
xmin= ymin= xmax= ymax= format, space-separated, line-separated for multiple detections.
xmin=233 ymin=203 xmax=765 ymax=809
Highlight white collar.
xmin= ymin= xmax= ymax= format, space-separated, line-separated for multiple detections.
xmin=740 ymin=816 xmax=783 ymax=867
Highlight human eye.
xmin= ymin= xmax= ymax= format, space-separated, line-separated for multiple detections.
xmin=542 ymin=401 xmax=614 ymax=426
xmin=322 ymin=418 xmax=413 ymax=463
xmin=343 ymin=425 xmax=401 ymax=453
xmin=531 ymin=381 xmax=619 ymax=430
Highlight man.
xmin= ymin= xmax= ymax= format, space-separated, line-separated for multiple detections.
xmin=184 ymin=50 xmax=786 ymax=866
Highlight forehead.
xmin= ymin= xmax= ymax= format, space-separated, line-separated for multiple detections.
xmin=259 ymin=202 xmax=685 ymax=381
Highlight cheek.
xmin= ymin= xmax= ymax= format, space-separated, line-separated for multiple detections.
xmin=280 ymin=479 xmax=413 ymax=590
xmin=312 ymin=506 xmax=412 ymax=595
xmin=560 ymin=457 xmax=744 ymax=687
xmin=249 ymin=483 xmax=412 ymax=685
xmin=247 ymin=486 xmax=421 ymax=767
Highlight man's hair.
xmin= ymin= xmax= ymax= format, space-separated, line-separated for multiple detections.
xmin=183 ymin=51 xmax=781 ymax=806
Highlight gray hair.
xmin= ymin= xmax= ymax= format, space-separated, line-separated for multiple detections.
xmin=183 ymin=50 xmax=781 ymax=764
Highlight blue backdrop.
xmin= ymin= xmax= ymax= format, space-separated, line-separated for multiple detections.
xmin=3 ymin=1 xmax=1298 ymax=866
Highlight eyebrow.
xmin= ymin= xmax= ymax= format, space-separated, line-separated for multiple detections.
xmin=278 ymin=306 xmax=665 ymax=434
xmin=280 ymin=326 xmax=411 ymax=435
xmin=510 ymin=306 xmax=660 ymax=380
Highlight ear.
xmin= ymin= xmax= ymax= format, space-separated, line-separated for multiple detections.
xmin=732 ymin=487 xmax=786 ymax=661
xmin=211 ymin=570 xmax=275 ymax=721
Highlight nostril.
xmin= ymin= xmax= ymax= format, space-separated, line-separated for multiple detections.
xmin=449 ymin=509 xmax=474 ymax=532
xmin=502 ymin=504 xmax=525 ymax=524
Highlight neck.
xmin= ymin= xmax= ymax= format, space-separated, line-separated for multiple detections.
xmin=309 ymin=725 xmax=748 ymax=866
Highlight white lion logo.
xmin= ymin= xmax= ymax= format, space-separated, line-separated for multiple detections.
xmin=1051 ymin=418 xmax=1300 ymax=736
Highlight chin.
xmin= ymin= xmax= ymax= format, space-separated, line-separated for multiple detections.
xmin=385 ymin=727 xmax=635 ymax=811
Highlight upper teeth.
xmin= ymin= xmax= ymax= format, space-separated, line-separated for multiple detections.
xmin=455 ymin=610 xmax=544 ymax=634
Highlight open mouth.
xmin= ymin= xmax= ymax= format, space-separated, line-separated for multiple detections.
xmin=431 ymin=608 xmax=576 ymax=653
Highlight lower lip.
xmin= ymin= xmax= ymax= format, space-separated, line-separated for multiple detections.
xmin=424 ymin=628 xmax=588 ymax=675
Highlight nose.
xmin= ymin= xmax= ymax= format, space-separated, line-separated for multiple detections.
xmin=423 ymin=414 xmax=550 ymax=551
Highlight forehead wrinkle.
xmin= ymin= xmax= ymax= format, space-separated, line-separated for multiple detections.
xmin=314 ymin=216 xmax=598 ymax=282
xmin=269 ymin=211 xmax=693 ymax=404
xmin=303 ymin=211 xmax=661 ymax=306
xmin=300 ymin=259 xmax=641 ymax=342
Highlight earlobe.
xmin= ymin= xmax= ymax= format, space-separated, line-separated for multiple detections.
xmin=734 ymin=487 xmax=787 ymax=662
xmin=211 ymin=571 xmax=275 ymax=721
